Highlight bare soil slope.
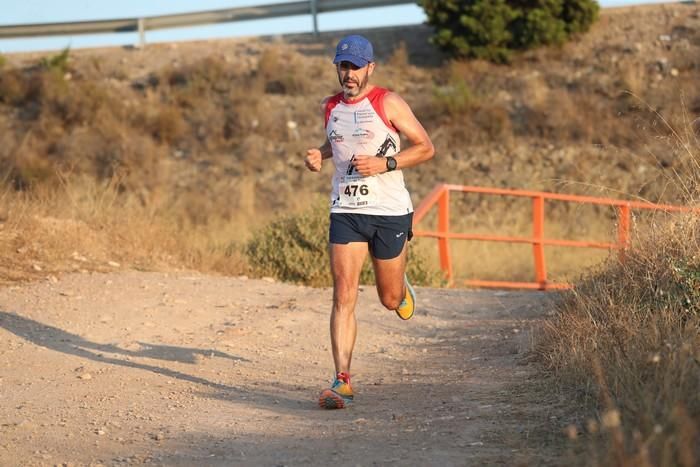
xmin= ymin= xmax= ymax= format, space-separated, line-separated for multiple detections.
xmin=0 ymin=271 xmax=562 ymax=466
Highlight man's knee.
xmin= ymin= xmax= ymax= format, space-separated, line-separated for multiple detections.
xmin=333 ymin=282 xmax=359 ymax=309
xmin=378 ymin=289 xmax=403 ymax=311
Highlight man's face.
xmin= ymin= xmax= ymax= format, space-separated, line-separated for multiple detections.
xmin=336 ymin=61 xmax=374 ymax=98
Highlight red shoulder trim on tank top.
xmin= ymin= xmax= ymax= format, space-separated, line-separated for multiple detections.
xmin=367 ymin=87 xmax=398 ymax=133
xmin=324 ymin=93 xmax=344 ymax=128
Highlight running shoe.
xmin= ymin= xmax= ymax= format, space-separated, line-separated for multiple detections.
xmin=395 ymin=274 xmax=416 ymax=320
xmin=318 ymin=372 xmax=353 ymax=409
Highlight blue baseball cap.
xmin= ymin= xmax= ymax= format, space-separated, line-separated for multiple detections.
xmin=333 ymin=35 xmax=374 ymax=68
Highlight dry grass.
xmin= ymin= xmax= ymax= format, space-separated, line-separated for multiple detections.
xmin=534 ymin=105 xmax=700 ymax=465
xmin=536 ymin=215 xmax=700 ymax=466
xmin=531 ymin=53 xmax=700 ymax=456
xmin=0 ymin=176 xmax=248 ymax=285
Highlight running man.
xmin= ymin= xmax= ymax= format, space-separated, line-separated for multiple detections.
xmin=305 ymin=34 xmax=435 ymax=409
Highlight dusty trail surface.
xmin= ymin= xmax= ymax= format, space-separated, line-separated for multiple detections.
xmin=0 ymin=272 xmax=560 ymax=466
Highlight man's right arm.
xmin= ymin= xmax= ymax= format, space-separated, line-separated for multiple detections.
xmin=305 ymin=139 xmax=331 ymax=172
xmin=304 ymin=96 xmax=334 ymax=172
xmin=319 ymin=139 xmax=332 ymax=160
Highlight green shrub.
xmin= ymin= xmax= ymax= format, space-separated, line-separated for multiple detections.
xmin=422 ymin=0 xmax=516 ymax=63
xmin=510 ymin=1 xmax=568 ymax=49
xmin=420 ymin=0 xmax=599 ymax=62
xmin=433 ymin=78 xmax=474 ymax=117
xmin=245 ymin=198 xmax=442 ymax=287
xmin=561 ymin=0 xmax=601 ymax=35
xmin=40 ymin=47 xmax=71 ymax=74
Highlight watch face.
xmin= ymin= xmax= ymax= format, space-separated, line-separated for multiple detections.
xmin=387 ymin=157 xmax=397 ymax=171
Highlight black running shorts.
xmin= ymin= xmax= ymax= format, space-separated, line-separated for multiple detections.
xmin=329 ymin=212 xmax=414 ymax=260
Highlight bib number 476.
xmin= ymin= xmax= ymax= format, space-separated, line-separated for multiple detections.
xmin=344 ymin=184 xmax=369 ymax=197
xmin=338 ymin=178 xmax=377 ymax=208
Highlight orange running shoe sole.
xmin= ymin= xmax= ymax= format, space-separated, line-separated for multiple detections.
xmin=318 ymin=389 xmax=349 ymax=409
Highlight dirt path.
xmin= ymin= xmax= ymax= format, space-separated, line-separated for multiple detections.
xmin=0 ymin=271 xmax=563 ymax=466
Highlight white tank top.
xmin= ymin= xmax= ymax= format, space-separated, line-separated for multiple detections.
xmin=325 ymin=86 xmax=413 ymax=216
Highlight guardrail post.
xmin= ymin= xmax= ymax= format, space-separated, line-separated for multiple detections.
xmin=532 ymin=196 xmax=547 ymax=290
xmin=617 ymin=204 xmax=631 ymax=261
xmin=137 ymin=18 xmax=146 ymax=48
xmin=310 ymin=0 xmax=319 ymax=36
xmin=437 ymin=188 xmax=453 ymax=284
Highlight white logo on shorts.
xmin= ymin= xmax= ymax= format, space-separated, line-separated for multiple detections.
xmin=396 ymin=232 xmax=404 ymax=238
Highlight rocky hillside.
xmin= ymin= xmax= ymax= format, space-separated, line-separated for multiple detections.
xmin=1 ymin=3 xmax=699 ymax=228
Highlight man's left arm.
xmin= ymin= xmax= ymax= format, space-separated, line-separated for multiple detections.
xmin=383 ymin=92 xmax=435 ymax=170
xmin=351 ymin=92 xmax=434 ymax=176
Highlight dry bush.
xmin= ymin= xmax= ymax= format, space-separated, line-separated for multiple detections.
xmin=0 ymin=176 xmax=249 ymax=285
xmin=426 ymin=60 xmax=478 ymax=120
xmin=617 ymin=60 xmax=647 ymax=97
xmin=536 ymin=213 xmax=700 ymax=465
xmin=256 ymin=47 xmax=312 ymax=95
xmin=387 ymin=41 xmax=410 ymax=68
xmin=472 ymin=102 xmax=512 ymax=142
xmin=143 ymin=104 xmax=188 ymax=145
xmin=0 ymin=68 xmax=27 ymax=105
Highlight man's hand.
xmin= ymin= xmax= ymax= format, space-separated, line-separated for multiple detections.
xmin=305 ymin=148 xmax=323 ymax=172
xmin=351 ymin=155 xmax=386 ymax=177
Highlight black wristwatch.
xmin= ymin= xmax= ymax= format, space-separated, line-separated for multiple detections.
xmin=385 ymin=156 xmax=397 ymax=172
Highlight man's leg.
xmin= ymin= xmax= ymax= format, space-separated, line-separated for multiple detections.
xmin=329 ymin=242 xmax=368 ymax=374
xmin=372 ymin=241 xmax=408 ymax=311
xmin=319 ymin=241 xmax=367 ymax=409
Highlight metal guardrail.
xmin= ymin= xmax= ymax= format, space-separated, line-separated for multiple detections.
xmin=413 ymin=184 xmax=699 ymax=290
xmin=0 ymin=0 xmax=415 ymax=47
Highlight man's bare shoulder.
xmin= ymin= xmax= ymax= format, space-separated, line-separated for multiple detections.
xmin=383 ymin=91 xmax=413 ymax=117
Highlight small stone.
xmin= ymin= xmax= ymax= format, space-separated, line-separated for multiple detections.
xmin=71 ymin=252 xmax=88 ymax=262
xmin=262 ymin=276 xmax=275 ymax=283
xmin=78 ymin=373 xmax=93 ymax=380
xmin=601 ymin=409 xmax=621 ymax=429
xmin=107 ymin=261 xmax=120 ymax=268
xmin=32 ymin=264 xmax=43 ymax=271
xmin=586 ymin=419 xmax=599 ymax=433
xmin=564 ymin=424 xmax=578 ymax=439
xmin=670 ymin=68 xmax=679 ymax=77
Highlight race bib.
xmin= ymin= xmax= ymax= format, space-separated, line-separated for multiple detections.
xmin=338 ymin=175 xmax=378 ymax=208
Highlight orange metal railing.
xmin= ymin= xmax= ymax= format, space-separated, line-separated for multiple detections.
xmin=412 ymin=184 xmax=697 ymax=290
